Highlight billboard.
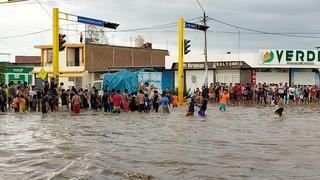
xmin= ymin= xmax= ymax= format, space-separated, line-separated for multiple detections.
xmin=259 ymin=49 xmax=320 ymax=65
xmin=85 ymin=24 xmax=109 ymax=44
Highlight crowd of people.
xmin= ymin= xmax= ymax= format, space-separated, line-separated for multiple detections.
xmin=204 ymin=82 xmax=320 ymax=106
xmin=1 ymin=79 xmax=319 ymax=118
xmin=0 ymin=79 xmax=177 ymax=115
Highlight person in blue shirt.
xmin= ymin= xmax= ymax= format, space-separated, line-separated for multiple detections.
xmin=186 ymin=98 xmax=195 ymax=116
xmin=160 ymin=93 xmax=170 ymax=114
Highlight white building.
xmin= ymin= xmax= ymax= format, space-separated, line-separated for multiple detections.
xmin=167 ymin=49 xmax=320 ymax=92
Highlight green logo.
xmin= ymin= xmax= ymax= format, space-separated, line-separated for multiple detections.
xmin=262 ymin=51 xmax=274 ymax=63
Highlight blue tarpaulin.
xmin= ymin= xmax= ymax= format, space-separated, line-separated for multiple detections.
xmin=102 ymin=70 xmax=138 ymax=93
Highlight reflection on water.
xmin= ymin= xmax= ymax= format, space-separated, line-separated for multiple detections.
xmin=1 ymin=105 xmax=320 ymax=179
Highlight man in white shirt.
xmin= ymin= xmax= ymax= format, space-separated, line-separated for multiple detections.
xmin=288 ymin=85 xmax=295 ymax=103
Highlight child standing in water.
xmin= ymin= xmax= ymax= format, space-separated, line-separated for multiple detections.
xmin=275 ymin=96 xmax=285 ymax=117
xmin=186 ymin=98 xmax=195 ymax=116
xmin=160 ymin=93 xmax=170 ymax=114
xmin=219 ymin=89 xmax=229 ymax=111
xmin=171 ymin=93 xmax=178 ymax=108
xmin=113 ymin=90 xmax=122 ymax=114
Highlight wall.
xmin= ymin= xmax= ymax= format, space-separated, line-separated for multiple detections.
xmin=15 ymin=56 xmax=40 ymax=64
xmin=240 ymin=69 xmax=252 ymax=84
xmin=174 ymin=70 xmax=214 ymax=92
xmin=160 ymin=69 xmax=173 ymax=91
xmin=256 ymin=72 xmax=289 ymax=84
xmin=85 ymin=44 xmax=168 ymax=72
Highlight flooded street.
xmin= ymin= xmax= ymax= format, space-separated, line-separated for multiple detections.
xmin=1 ymin=106 xmax=320 ymax=180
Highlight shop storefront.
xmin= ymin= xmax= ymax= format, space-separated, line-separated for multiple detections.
xmin=256 ymin=49 xmax=320 ymax=85
xmin=172 ymin=61 xmax=251 ymax=92
xmin=255 ymin=68 xmax=290 ymax=84
xmin=2 ymin=66 xmax=34 ymax=85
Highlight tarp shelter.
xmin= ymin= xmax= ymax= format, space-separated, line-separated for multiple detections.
xmin=102 ymin=69 xmax=138 ymax=93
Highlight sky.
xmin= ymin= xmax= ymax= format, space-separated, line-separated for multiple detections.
xmin=1 ymin=0 xmax=320 ymax=62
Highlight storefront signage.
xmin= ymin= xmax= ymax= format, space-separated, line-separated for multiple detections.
xmin=5 ymin=66 xmax=33 ymax=74
xmin=251 ymin=69 xmax=256 ymax=84
xmin=259 ymin=49 xmax=320 ymax=65
xmin=173 ymin=61 xmax=246 ymax=70
xmin=212 ymin=61 xmax=243 ymax=68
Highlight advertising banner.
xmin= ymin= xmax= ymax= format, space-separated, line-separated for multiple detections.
xmin=138 ymin=72 xmax=162 ymax=93
xmin=85 ymin=24 xmax=109 ymax=44
xmin=259 ymin=49 xmax=320 ymax=65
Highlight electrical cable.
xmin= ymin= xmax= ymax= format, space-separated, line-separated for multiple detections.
xmin=0 ymin=29 xmax=50 ymax=40
xmin=36 ymin=0 xmax=51 ymax=18
xmin=208 ymin=17 xmax=320 ymax=39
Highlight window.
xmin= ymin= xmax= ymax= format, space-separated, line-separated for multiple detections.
xmin=47 ymin=49 xmax=53 ymax=63
xmin=68 ymin=77 xmax=82 ymax=89
xmin=67 ymin=48 xmax=80 ymax=66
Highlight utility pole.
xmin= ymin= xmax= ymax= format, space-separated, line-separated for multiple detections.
xmin=178 ymin=17 xmax=184 ymax=105
xmin=196 ymin=0 xmax=209 ymax=88
xmin=52 ymin=7 xmax=59 ymax=78
xmin=203 ymin=12 xmax=208 ymax=88
xmin=0 ymin=0 xmax=27 ymax=4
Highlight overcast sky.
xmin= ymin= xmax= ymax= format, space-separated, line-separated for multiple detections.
xmin=1 ymin=0 xmax=320 ymax=62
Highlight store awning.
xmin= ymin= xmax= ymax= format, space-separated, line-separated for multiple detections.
xmin=171 ymin=61 xmax=251 ymax=70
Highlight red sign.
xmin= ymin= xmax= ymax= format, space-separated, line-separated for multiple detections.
xmin=251 ymin=69 xmax=256 ymax=84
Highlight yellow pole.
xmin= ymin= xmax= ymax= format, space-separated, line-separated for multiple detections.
xmin=178 ymin=17 xmax=184 ymax=105
xmin=52 ymin=7 xmax=59 ymax=78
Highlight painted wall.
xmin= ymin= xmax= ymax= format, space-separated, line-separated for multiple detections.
xmin=174 ymin=70 xmax=214 ymax=92
xmin=256 ymin=72 xmax=289 ymax=84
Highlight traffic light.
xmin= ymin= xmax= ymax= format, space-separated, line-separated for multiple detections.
xmin=196 ymin=24 xmax=209 ymax=31
xmin=103 ymin=22 xmax=119 ymax=29
xmin=59 ymin=34 xmax=66 ymax=51
xmin=184 ymin=39 xmax=191 ymax=55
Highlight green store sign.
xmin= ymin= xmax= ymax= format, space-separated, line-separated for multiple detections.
xmin=5 ymin=66 xmax=33 ymax=73
xmin=259 ymin=50 xmax=320 ymax=65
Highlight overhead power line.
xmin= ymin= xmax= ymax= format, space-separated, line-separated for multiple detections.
xmin=36 ymin=0 xmax=51 ymax=18
xmin=115 ymin=16 xmax=202 ymax=32
xmin=0 ymin=17 xmax=202 ymax=40
xmin=0 ymin=29 xmax=50 ymax=40
xmin=208 ymin=17 xmax=320 ymax=39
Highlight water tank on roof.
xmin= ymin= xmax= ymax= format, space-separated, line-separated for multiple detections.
xmin=134 ymin=35 xmax=144 ymax=47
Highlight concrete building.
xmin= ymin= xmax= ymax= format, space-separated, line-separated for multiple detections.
xmin=33 ymin=43 xmax=169 ymax=89
xmin=168 ymin=49 xmax=320 ymax=92
xmin=15 ymin=56 xmax=41 ymax=67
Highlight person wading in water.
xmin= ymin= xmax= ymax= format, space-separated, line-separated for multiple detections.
xmin=72 ymin=91 xmax=81 ymax=115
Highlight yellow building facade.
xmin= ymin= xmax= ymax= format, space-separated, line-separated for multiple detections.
xmin=33 ymin=44 xmax=94 ymax=89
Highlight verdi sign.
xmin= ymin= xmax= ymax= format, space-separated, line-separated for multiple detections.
xmin=259 ymin=50 xmax=320 ymax=65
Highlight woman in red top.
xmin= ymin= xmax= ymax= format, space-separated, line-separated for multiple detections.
xmin=72 ymin=91 xmax=81 ymax=115
xmin=311 ymin=86 xmax=318 ymax=104
xmin=122 ymin=89 xmax=129 ymax=112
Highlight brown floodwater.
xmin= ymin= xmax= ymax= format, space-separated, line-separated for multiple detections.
xmin=0 ymin=105 xmax=320 ymax=180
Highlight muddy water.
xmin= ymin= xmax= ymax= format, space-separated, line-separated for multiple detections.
xmin=0 ymin=105 xmax=320 ymax=180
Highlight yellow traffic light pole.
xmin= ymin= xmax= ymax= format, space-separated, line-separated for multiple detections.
xmin=178 ymin=17 xmax=184 ymax=105
xmin=0 ymin=0 xmax=27 ymax=4
xmin=52 ymin=7 xmax=59 ymax=78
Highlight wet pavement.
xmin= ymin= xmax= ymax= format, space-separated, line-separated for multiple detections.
xmin=0 ymin=105 xmax=320 ymax=180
